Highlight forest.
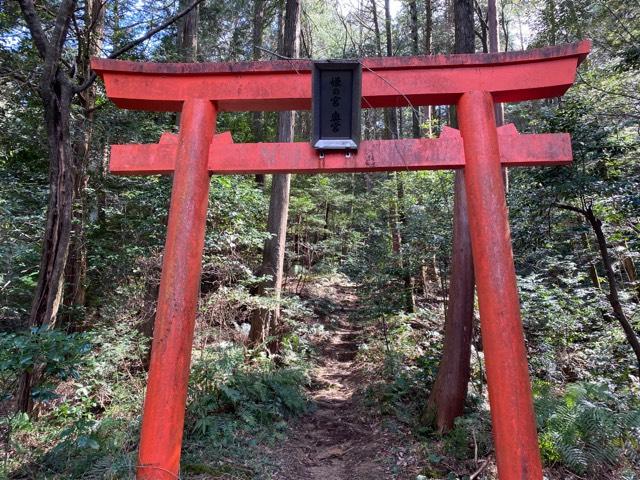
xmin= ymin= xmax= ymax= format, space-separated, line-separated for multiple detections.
xmin=0 ymin=0 xmax=639 ymax=478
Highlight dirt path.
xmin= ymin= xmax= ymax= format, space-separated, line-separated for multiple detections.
xmin=273 ymin=278 xmax=420 ymax=480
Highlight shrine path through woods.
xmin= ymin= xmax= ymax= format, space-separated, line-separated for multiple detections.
xmin=270 ymin=277 xmax=423 ymax=480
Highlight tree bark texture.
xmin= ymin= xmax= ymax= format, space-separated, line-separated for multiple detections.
xmin=248 ymin=0 xmax=300 ymax=347
xmin=177 ymin=0 xmax=199 ymax=61
xmin=423 ymin=0 xmax=476 ymax=433
xmin=15 ymin=0 xmax=78 ymax=414
xmin=252 ymin=0 xmax=267 ymax=187
xmin=422 ymin=172 xmax=475 ymax=432
xmin=487 ymin=0 xmax=507 ymax=189
xmin=380 ymin=0 xmax=412 ymax=310
xmin=63 ymin=0 xmax=106 ymax=325
xmin=425 ymin=0 xmax=433 ymax=55
xmin=409 ymin=0 xmax=421 ymax=138
xmin=371 ymin=0 xmax=383 ymax=56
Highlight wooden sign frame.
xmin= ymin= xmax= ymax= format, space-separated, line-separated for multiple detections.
xmin=311 ymin=61 xmax=362 ymax=150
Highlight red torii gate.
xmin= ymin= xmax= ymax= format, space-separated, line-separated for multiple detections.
xmin=92 ymin=40 xmax=590 ymax=480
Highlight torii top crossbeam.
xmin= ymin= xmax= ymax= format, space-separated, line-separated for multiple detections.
xmin=94 ymin=41 xmax=589 ymax=177
xmin=92 ymin=41 xmax=590 ymax=480
xmin=93 ymin=40 xmax=589 ymax=111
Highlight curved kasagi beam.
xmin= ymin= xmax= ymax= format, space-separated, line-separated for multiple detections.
xmin=91 ymin=41 xmax=590 ymax=112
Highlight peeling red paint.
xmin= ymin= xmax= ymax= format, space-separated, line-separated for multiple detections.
xmin=109 ymin=126 xmax=572 ymax=175
xmin=459 ymin=91 xmax=544 ymax=479
xmin=92 ymin=41 xmax=591 ymax=112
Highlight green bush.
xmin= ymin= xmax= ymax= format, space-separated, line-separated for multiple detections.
xmin=535 ymin=381 xmax=640 ymax=474
xmin=0 ymin=327 xmax=93 ymax=404
xmin=443 ymin=413 xmax=492 ymax=461
xmin=186 ymin=344 xmax=309 ymax=442
xmin=362 ymin=310 xmax=442 ymax=426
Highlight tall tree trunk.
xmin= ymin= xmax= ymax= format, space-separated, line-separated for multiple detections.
xmin=382 ymin=0 xmax=398 ymax=137
xmin=371 ymin=0 xmax=383 ymax=56
xmin=500 ymin=2 xmax=510 ymax=51
xmin=422 ymin=173 xmax=474 ymax=431
xmin=409 ymin=0 xmax=421 ymax=138
xmin=487 ymin=0 xmax=498 ymax=54
xmin=384 ymin=0 xmax=393 ymax=56
xmin=15 ymin=0 xmax=78 ymax=415
xmin=488 ymin=0 xmax=503 ymax=126
xmin=422 ymin=0 xmax=475 ymax=433
xmin=425 ymin=0 xmax=433 ymax=55
xmin=487 ymin=0 xmax=508 ymax=190
xmin=252 ymin=0 xmax=267 ymax=187
xmin=15 ymin=0 xmax=204 ymax=414
xmin=17 ymin=73 xmax=76 ymax=415
xmin=174 ymin=0 xmax=199 ymax=128
xmin=63 ymin=0 xmax=106 ymax=326
xmin=248 ymin=0 xmax=301 ymax=348
xmin=396 ymin=174 xmax=416 ymax=312
xmin=425 ymin=0 xmax=433 ymax=136
xmin=380 ymin=0 xmax=412 ymax=311
xmin=177 ymin=0 xmax=199 ymax=61
xmin=546 ymin=0 xmax=557 ymax=46
xmin=475 ymin=0 xmax=488 ymax=53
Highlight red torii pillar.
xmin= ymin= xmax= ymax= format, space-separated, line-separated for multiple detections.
xmin=92 ymin=40 xmax=590 ymax=480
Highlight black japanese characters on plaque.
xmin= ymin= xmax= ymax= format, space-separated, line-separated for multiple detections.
xmin=312 ymin=61 xmax=362 ymax=150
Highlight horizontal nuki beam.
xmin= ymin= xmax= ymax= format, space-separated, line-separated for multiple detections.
xmin=92 ymin=41 xmax=590 ymax=112
xmin=110 ymin=125 xmax=572 ymax=176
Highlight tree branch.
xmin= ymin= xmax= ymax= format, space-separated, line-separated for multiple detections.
xmin=51 ymin=0 xmax=76 ymax=57
xmin=602 ymin=3 xmax=639 ymax=43
xmin=474 ymin=0 xmax=488 ymax=29
xmin=75 ymin=0 xmax=206 ymax=93
xmin=107 ymin=0 xmax=206 ymax=60
xmin=39 ymin=0 xmax=76 ymax=87
xmin=554 ymin=203 xmax=588 ymax=217
xmin=16 ymin=0 xmax=50 ymax=58
xmin=577 ymin=72 xmax=640 ymax=103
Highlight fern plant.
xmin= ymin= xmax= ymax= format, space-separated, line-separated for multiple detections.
xmin=534 ymin=381 xmax=640 ymax=475
xmin=185 ymin=344 xmax=308 ymax=442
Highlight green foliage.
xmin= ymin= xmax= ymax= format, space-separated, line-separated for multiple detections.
xmin=186 ymin=344 xmax=308 ymax=442
xmin=362 ymin=309 xmax=445 ymax=426
xmin=0 ymin=328 xmax=92 ymax=403
xmin=535 ymin=381 xmax=640 ymax=474
xmin=1 ymin=0 xmax=639 ymax=478
xmin=1 ymin=318 xmax=149 ymax=479
xmin=443 ymin=413 xmax=492 ymax=461
xmin=518 ymin=274 xmax=635 ymax=382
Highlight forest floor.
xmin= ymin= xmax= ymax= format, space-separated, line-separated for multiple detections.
xmin=270 ymin=277 xmax=423 ymax=480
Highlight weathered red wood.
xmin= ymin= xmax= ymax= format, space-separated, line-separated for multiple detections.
xmin=91 ymin=40 xmax=591 ymax=480
xmin=109 ymin=126 xmax=571 ymax=175
xmin=458 ymin=91 xmax=543 ymax=479
xmin=91 ymin=41 xmax=590 ymax=112
xmin=136 ymin=99 xmax=216 ymax=480
xmin=159 ymin=130 xmax=233 ymax=145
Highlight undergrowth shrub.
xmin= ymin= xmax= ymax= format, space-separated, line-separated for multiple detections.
xmin=2 ymin=321 xmax=148 ymax=479
xmin=361 ymin=310 xmax=443 ymax=425
xmin=534 ymin=381 xmax=640 ymax=475
xmin=0 ymin=327 xmax=93 ymax=405
xmin=443 ymin=412 xmax=492 ymax=461
xmin=186 ymin=344 xmax=309 ymax=444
